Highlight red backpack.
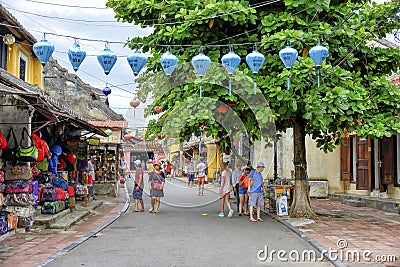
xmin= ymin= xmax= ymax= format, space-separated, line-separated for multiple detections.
xmin=32 ymin=134 xmax=49 ymax=162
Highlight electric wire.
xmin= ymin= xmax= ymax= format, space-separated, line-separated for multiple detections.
xmin=23 ymin=0 xmax=109 ymax=10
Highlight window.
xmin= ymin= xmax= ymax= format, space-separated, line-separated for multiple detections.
xmin=18 ymin=52 xmax=28 ymax=81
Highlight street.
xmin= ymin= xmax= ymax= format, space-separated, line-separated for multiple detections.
xmin=46 ymin=176 xmax=333 ymax=267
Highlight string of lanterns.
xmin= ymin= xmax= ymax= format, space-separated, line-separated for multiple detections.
xmin=32 ymin=36 xmax=329 ymax=105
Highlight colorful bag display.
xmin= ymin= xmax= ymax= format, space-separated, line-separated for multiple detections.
xmin=4 ymin=193 xmax=34 ymax=206
xmin=5 ymin=180 xmax=33 ymax=194
xmin=2 ymin=127 xmax=18 ymax=163
xmin=0 ymin=170 xmax=4 ymax=183
xmin=17 ymin=216 xmax=33 ymax=229
xmin=0 ymin=211 xmax=18 ymax=230
xmin=16 ymin=128 xmax=38 ymax=162
xmin=41 ymin=201 xmax=61 ymax=214
xmin=36 ymin=158 xmax=49 ymax=172
xmin=5 ymin=206 xmax=35 ymax=218
xmin=0 ymin=215 xmax=8 ymax=235
xmin=0 ymin=130 xmax=8 ymax=150
xmin=52 ymin=177 xmax=68 ymax=191
xmin=4 ymin=164 xmax=32 ymax=180
xmin=32 ymin=180 xmax=39 ymax=205
xmin=41 ymin=183 xmax=58 ymax=203
xmin=31 ymin=133 xmax=49 ymax=162
xmin=56 ymin=187 xmax=67 ymax=201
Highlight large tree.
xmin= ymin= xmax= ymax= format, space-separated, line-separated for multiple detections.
xmin=107 ymin=0 xmax=400 ymax=218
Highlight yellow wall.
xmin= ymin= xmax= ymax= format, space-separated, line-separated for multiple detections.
xmin=6 ymin=43 xmax=43 ymax=89
xmin=205 ymin=143 xmax=220 ymax=180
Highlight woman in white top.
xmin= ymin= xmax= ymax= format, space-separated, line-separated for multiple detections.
xmin=218 ymin=162 xmax=233 ymax=218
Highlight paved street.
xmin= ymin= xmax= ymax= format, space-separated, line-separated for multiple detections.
xmin=46 ymin=176 xmax=332 ymax=267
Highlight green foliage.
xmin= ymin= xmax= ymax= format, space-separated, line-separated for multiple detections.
xmin=107 ymin=0 xmax=400 ymax=151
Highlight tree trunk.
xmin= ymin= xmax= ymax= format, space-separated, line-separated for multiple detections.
xmin=289 ymin=117 xmax=317 ymax=218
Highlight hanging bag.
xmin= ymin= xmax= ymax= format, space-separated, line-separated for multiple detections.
xmin=2 ymin=128 xmax=18 ymax=162
xmin=4 ymin=164 xmax=32 ymax=180
xmin=152 ymin=173 xmax=163 ymax=190
xmin=0 ymin=130 xmax=8 ymax=150
xmin=16 ymin=127 xmax=38 ymax=162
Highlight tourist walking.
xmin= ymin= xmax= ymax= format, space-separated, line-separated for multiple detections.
xmin=87 ymin=156 xmax=96 ymax=200
xmin=218 ymin=162 xmax=233 ymax=218
xmin=231 ymin=163 xmax=242 ymax=212
xmin=133 ymin=160 xmax=145 ymax=212
xmin=187 ymin=162 xmax=195 ymax=187
xmin=196 ymin=158 xmax=207 ymax=195
xmin=165 ymin=161 xmax=172 ymax=179
xmin=238 ymin=166 xmax=251 ymax=216
xmin=248 ymin=162 xmax=267 ymax=222
xmin=148 ymin=162 xmax=165 ymax=214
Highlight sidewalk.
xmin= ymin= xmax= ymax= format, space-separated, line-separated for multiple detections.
xmin=282 ymin=199 xmax=400 ymax=267
xmin=0 ymin=186 xmax=127 ymax=267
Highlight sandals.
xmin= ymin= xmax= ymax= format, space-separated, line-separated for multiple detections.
xmin=249 ymin=218 xmax=257 ymax=222
xmin=257 ymin=218 xmax=264 ymax=222
xmin=140 ymin=209 xmax=145 ymax=212
xmin=149 ymin=208 xmax=154 ymax=213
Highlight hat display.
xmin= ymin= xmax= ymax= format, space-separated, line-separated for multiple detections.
xmin=256 ymin=162 xmax=265 ymax=168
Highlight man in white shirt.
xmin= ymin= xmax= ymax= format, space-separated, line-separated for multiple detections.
xmin=196 ymin=158 xmax=207 ymax=196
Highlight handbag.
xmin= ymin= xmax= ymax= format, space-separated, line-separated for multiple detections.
xmin=2 ymin=127 xmax=18 ymax=162
xmin=16 ymin=127 xmax=38 ymax=162
xmin=4 ymin=164 xmax=32 ymax=180
xmin=4 ymin=193 xmax=34 ymax=206
xmin=153 ymin=173 xmax=163 ymax=190
xmin=0 ymin=130 xmax=7 ymax=150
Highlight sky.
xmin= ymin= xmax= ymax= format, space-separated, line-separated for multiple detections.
xmin=3 ymin=0 xmax=153 ymax=129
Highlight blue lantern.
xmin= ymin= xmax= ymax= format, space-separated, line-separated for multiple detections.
xmin=191 ymin=47 xmax=211 ymax=97
xmin=68 ymin=41 xmax=86 ymax=72
xmin=127 ymin=50 xmax=147 ymax=76
xmin=97 ymin=45 xmax=117 ymax=75
xmin=33 ymin=35 xmax=54 ymax=66
xmin=246 ymin=45 xmax=265 ymax=94
xmin=309 ymin=41 xmax=329 ymax=88
xmin=103 ymin=86 xmax=111 ymax=96
xmin=221 ymin=47 xmax=241 ymax=96
xmin=279 ymin=44 xmax=298 ymax=90
xmin=160 ymin=50 xmax=179 ymax=76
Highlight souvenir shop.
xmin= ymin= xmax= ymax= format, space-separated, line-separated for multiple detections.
xmin=0 ymin=108 xmax=107 ymax=235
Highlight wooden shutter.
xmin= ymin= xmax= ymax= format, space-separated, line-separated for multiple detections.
xmin=381 ymin=137 xmax=394 ymax=185
xmin=340 ymin=138 xmax=351 ymax=181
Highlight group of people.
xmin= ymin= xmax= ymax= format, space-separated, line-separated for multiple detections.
xmin=187 ymin=158 xmax=207 ymax=196
xmin=130 ymin=157 xmax=267 ymax=222
xmin=219 ymin=161 xmax=267 ymax=222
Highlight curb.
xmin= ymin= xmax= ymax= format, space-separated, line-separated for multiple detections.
xmin=34 ymin=183 xmax=131 ymax=267
xmin=262 ymin=210 xmax=346 ymax=267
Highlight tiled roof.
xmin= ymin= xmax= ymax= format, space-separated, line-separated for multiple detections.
xmin=89 ymin=120 xmax=128 ymax=128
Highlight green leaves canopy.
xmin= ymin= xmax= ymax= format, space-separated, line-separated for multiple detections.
xmin=107 ymin=0 xmax=400 ymax=151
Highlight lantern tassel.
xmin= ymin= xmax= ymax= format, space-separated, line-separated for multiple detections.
xmin=287 ymin=76 xmax=290 ymax=91
xmin=74 ymin=75 xmax=77 ymax=94
xmin=229 ymin=76 xmax=232 ymax=96
xmin=253 ymin=75 xmax=257 ymax=95
xmin=318 ymin=69 xmax=321 ymax=88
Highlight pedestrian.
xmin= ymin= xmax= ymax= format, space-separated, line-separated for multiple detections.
xmin=248 ymin=162 xmax=267 ymax=222
xmin=196 ymin=158 xmax=207 ymax=195
xmin=187 ymin=162 xmax=195 ymax=187
xmin=148 ymin=162 xmax=165 ymax=214
xmin=218 ymin=162 xmax=234 ymax=218
xmin=165 ymin=161 xmax=172 ymax=180
xmin=119 ymin=156 xmax=127 ymax=178
xmin=87 ymin=156 xmax=96 ymax=200
xmin=147 ymin=159 xmax=154 ymax=174
xmin=171 ymin=160 xmax=177 ymax=177
xmin=133 ymin=160 xmax=145 ymax=212
xmin=238 ymin=166 xmax=251 ymax=216
xmin=231 ymin=162 xmax=242 ymax=212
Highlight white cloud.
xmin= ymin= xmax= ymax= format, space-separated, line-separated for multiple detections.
xmin=5 ymin=0 xmax=154 ymax=127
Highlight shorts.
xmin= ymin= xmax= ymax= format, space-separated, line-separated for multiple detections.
xmin=188 ymin=174 xmax=195 ymax=181
xmin=239 ymin=187 xmax=248 ymax=195
xmin=133 ymin=187 xmax=143 ymax=199
xmin=198 ymin=176 xmax=205 ymax=182
xmin=166 ymin=171 xmax=171 ymax=175
xmin=249 ymin=192 xmax=264 ymax=207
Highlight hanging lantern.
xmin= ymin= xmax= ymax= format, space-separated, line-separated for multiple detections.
xmin=246 ymin=45 xmax=265 ymax=95
xmin=191 ymin=47 xmax=211 ymax=97
xmin=102 ymin=86 xmax=111 ymax=96
xmin=127 ymin=49 xmax=147 ymax=76
xmin=97 ymin=45 xmax=117 ymax=75
xmin=154 ymin=106 xmax=163 ymax=114
xmin=68 ymin=41 xmax=86 ymax=72
xmin=279 ymin=43 xmax=298 ymax=90
xmin=105 ymin=129 xmax=113 ymax=136
xmin=160 ymin=50 xmax=179 ymax=76
xmin=130 ymin=99 xmax=140 ymax=117
xmin=309 ymin=41 xmax=329 ymax=88
xmin=124 ymin=134 xmax=133 ymax=141
xmin=221 ymin=47 xmax=241 ymax=96
xmin=33 ymin=35 xmax=54 ymax=66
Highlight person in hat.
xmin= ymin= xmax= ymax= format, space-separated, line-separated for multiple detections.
xmin=148 ymin=161 xmax=165 ymax=214
xmin=133 ymin=160 xmax=145 ymax=212
xmin=248 ymin=162 xmax=267 ymax=222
